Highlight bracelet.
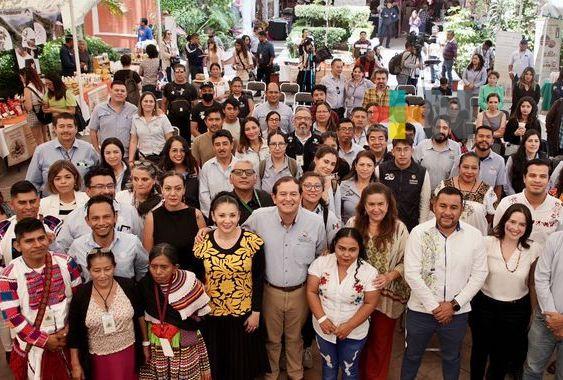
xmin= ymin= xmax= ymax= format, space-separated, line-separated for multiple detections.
xmin=142 ymin=341 xmax=151 ymax=347
xmin=317 ymin=315 xmax=328 ymax=324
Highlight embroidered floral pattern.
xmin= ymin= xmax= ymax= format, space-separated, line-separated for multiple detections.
xmin=420 ymin=231 xmax=441 ymax=289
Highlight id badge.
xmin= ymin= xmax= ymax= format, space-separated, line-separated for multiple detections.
xmin=101 ymin=312 xmax=117 ymax=335
xmin=259 ymin=53 xmax=263 ymax=60
xmin=296 ymin=155 xmax=304 ymax=168
xmin=159 ymin=338 xmax=174 ymax=357
xmin=43 ymin=309 xmax=55 ymax=328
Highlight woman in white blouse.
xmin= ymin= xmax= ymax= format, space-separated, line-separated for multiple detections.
xmin=39 ymin=160 xmax=89 ymax=221
xmin=312 ymin=146 xmax=342 ymax=221
xmin=235 ymin=117 xmax=269 ymax=172
xmin=129 ymin=92 xmax=174 ymax=164
xmin=100 ymin=138 xmax=130 ymax=191
xmin=307 ymin=227 xmax=380 ymax=379
xmin=469 ymin=203 xmax=538 ymax=380
xmin=208 ymin=63 xmax=230 ymax=102
xmin=434 ymin=152 xmax=496 ymax=235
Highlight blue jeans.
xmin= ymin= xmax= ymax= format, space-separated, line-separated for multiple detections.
xmin=523 ymin=310 xmax=563 ymax=379
xmin=401 ymin=309 xmax=468 ymax=380
xmin=441 ymin=59 xmax=454 ymax=84
xmin=316 ymin=334 xmax=367 ymax=380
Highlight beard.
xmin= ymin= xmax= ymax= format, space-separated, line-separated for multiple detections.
xmin=433 ymin=132 xmax=447 ymax=143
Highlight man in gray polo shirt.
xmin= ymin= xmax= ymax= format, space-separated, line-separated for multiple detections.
xmin=321 ymin=59 xmax=346 ymax=118
xmin=252 ymin=82 xmax=294 ymax=135
xmin=243 ymin=176 xmax=326 ymax=380
xmin=414 ymin=117 xmax=461 ymax=190
xmin=88 ymin=81 xmax=137 ymax=158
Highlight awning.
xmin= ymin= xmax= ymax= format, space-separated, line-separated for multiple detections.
xmin=0 ymin=0 xmax=100 ymax=27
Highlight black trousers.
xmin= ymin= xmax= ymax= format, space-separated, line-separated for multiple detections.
xmin=257 ymin=65 xmax=273 ymax=85
xmin=189 ymin=65 xmax=204 ymax=80
xmin=469 ymin=291 xmax=531 ymax=380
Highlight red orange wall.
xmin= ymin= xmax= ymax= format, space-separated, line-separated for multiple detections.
xmin=83 ymin=0 xmax=158 ymax=50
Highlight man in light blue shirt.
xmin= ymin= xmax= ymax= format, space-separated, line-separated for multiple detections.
xmin=252 ymin=82 xmax=294 ymax=135
xmin=243 ymin=176 xmax=326 ymax=380
xmin=137 ymin=18 xmax=153 ymax=42
xmin=68 ymin=195 xmax=148 ymax=281
xmin=524 ymin=231 xmax=563 ymax=379
xmin=88 ymin=82 xmax=137 ymax=158
xmin=320 ymin=59 xmax=346 ymax=118
xmin=26 ymin=113 xmax=98 ymax=195
xmin=57 ymin=166 xmax=142 ymax=252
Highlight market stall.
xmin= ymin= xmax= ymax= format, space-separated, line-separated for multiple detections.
xmin=0 ymin=114 xmax=38 ymax=167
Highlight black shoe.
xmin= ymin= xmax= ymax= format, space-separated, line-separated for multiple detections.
xmin=5 ymin=351 xmax=10 ymax=364
xmin=385 ymin=45 xmax=390 ymax=48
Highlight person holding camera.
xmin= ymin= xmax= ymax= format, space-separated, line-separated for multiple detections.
xmin=397 ymin=40 xmax=423 ymax=86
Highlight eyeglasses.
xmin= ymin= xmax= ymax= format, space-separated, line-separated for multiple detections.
xmin=231 ymin=169 xmax=256 ymax=177
xmin=89 ymin=183 xmax=116 ymax=190
xmin=336 ymin=86 xmax=341 ymax=95
xmin=268 ymin=118 xmax=281 ymax=123
xmin=303 ymin=183 xmax=323 ymax=191
xmin=269 ymin=142 xmax=287 ymax=148
xmin=88 ymin=247 xmax=113 ymax=256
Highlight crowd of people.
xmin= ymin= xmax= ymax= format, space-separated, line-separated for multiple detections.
xmin=3 ymin=8 xmax=563 ymax=380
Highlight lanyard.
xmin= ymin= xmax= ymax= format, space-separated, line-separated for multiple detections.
xmin=59 ymin=146 xmax=75 ymax=162
xmin=239 ymin=190 xmax=261 ymax=215
xmin=154 ymin=276 xmax=173 ymax=324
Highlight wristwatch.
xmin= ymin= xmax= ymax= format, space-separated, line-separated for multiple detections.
xmin=450 ymin=299 xmax=461 ymax=312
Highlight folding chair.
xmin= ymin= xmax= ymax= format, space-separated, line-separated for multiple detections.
xmin=293 ymin=92 xmax=313 ymax=107
xmin=246 ymin=81 xmax=266 ymax=101
xmin=280 ymin=82 xmax=300 ymax=106
xmin=405 ymin=96 xmax=425 ymax=106
xmin=397 ymin=84 xmax=417 ymax=96
xmin=470 ymin=96 xmax=479 ymax=122
xmin=279 ymin=92 xmax=286 ymax=104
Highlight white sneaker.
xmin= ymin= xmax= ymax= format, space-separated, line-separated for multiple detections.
xmin=303 ymin=346 xmax=313 ymax=369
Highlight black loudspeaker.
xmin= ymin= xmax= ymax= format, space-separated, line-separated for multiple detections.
xmin=269 ymin=19 xmax=288 ymax=41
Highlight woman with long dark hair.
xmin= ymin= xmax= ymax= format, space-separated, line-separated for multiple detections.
xmin=344 ymin=66 xmax=374 ymax=116
xmin=511 ymin=66 xmax=541 ymax=114
xmin=100 ymin=138 xmax=130 ymax=191
xmin=340 ymin=150 xmax=377 ymax=224
xmin=115 ymin=160 xmax=162 ymax=220
xmin=235 ymin=117 xmax=269 ymax=171
xmin=233 ymin=38 xmax=254 ymax=83
xmin=313 ymin=102 xmax=338 ymax=134
xmin=505 ymin=96 xmax=542 ymax=145
xmin=307 ymin=227 xmax=380 ymax=379
xmin=160 ymin=135 xmax=200 ymax=208
xmin=19 ymin=67 xmax=47 ymax=144
xmin=470 ymin=203 xmax=538 ymax=379
xmin=348 ymin=183 xmax=409 ymax=380
xmin=42 ymin=72 xmax=77 ymax=117
xmin=462 ymin=54 xmax=487 ymax=96
xmin=505 ymin=129 xmax=548 ymax=195
xmin=193 ymin=192 xmax=269 ymax=380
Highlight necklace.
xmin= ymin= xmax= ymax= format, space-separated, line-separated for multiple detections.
xmin=500 ymin=241 xmax=522 ymax=273
xmin=455 ymin=177 xmax=477 ymax=194
xmin=93 ymin=280 xmax=115 ymax=312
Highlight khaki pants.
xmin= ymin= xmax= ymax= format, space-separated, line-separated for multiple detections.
xmin=263 ymin=284 xmax=309 ymax=380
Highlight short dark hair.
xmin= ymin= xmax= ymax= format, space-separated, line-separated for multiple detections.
xmin=212 ymin=129 xmax=233 ymax=143
xmin=140 ymin=18 xmax=148 ymax=25
xmin=338 ymin=118 xmax=353 ymax=128
xmin=331 ymin=58 xmax=343 ymax=66
xmin=267 ymin=131 xmax=288 ymax=145
xmin=272 ymin=176 xmax=300 ymax=195
xmin=120 ymin=54 xmax=132 ymax=66
xmin=53 ymin=112 xmax=75 ymax=126
xmin=312 ymin=84 xmax=327 ymax=95
xmin=223 ymin=97 xmax=240 ymax=109
xmin=366 ymin=125 xmax=388 ymax=140
xmin=373 ymin=68 xmax=389 ymax=78
xmin=65 ymin=35 xmax=73 ymax=44
xmin=10 ymin=180 xmax=38 ymax=198
xmin=439 ymin=77 xmax=448 ymax=85
xmin=146 ymin=44 xmax=158 ymax=58
xmin=110 ymin=80 xmax=126 ymax=89
xmin=405 ymin=123 xmax=416 ymax=133
xmin=350 ymin=107 xmax=367 ymax=116
xmin=204 ymin=105 xmax=223 ymax=119
xmin=484 ymin=40 xmax=493 ymax=47
xmin=84 ymin=166 xmax=116 ymax=188
xmin=475 ymin=125 xmax=493 ymax=135
xmin=14 ymin=217 xmax=45 ymax=241
xmin=524 ymin=158 xmax=551 ymax=176
xmin=435 ymin=186 xmax=464 ymax=205
xmin=258 ymin=31 xmax=267 ymax=37
xmin=86 ymin=195 xmax=116 ymax=218
xmin=149 ymin=243 xmax=179 ymax=265
xmin=391 ymin=136 xmax=414 ymax=147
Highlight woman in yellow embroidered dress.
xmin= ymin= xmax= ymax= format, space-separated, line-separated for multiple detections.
xmin=193 ymin=192 xmax=269 ymax=380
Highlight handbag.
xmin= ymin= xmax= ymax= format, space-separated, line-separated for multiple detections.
xmin=74 ymin=104 xmax=87 ymax=132
xmin=27 ymin=86 xmax=52 ymax=125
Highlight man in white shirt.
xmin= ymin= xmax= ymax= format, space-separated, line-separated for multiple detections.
xmin=336 ymin=118 xmax=363 ymax=166
xmin=350 ymin=107 xmax=369 ymax=147
xmin=494 ymin=158 xmax=563 ymax=247
xmin=321 ymin=59 xmax=346 ymax=118
xmin=199 ymin=129 xmax=237 ymax=216
xmin=414 ymin=117 xmax=461 ymax=190
xmin=524 ymin=231 xmax=563 ymax=378
xmin=508 ymin=39 xmax=534 ymax=83
xmin=402 ymin=186 xmax=488 ymax=380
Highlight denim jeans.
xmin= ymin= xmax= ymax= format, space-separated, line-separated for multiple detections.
xmin=401 ymin=309 xmax=468 ymax=380
xmin=441 ymin=59 xmax=454 ymax=84
xmin=523 ymin=310 xmax=563 ymax=379
xmin=316 ymin=334 xmax=367 ymax=380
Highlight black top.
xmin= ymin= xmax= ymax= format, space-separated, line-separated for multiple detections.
xmin=228 ymin=94 xmax=251 ymax=119
xmin=67 ymin=277 xmax=144 ymax=380
xmin=60 ymin=44 xmax=76 ymax=76
xmin=509 ymin=151 xmax=549 ymax=194
xmin=113 ymin=69 xmax=142 ymax=84
xmin=511 ymin=83 xmax=541 ymax=114
xmin=163 ymin=82 xmax=198 ymax=119
xmin=186 ymin=43 xmax=204 ymax=67
xmin=378 ymin=159 xmax=426 ymax=231
xmin=191 ymin=101 xmax=222 ymax=135
xmin=229 ymin=190 xmax=274 ymax=224
xmin=286 ymin=132 xmax=322 ymax=172
xmin=256 ymin=41 xmax=275 ymax=68
xmin=152 ymin=205 xmax=204 ymax=280
xmin=505 ymin=118 xmax=542 ymax=145
xmin=183 ymin=172 xmax=200 ymax=209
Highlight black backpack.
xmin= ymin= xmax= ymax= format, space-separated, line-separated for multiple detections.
xmin=125 ymin=71 xmax=140 ymax=106
xmin=388 ymin=53 xmax=403 ymax=75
